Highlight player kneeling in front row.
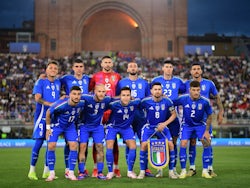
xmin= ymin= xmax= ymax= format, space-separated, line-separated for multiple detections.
xmin=45 ymin=86 xmax=85 ymax=181
xmin=174 ymin=80 xmax=213 ymax=179
xmin=78 ymin=84 xmax=111 ymax=180
xmin=137 ymin=82 xmax=178 ymax=179
xmin=106 ymin=87 xmax=139 ymax=179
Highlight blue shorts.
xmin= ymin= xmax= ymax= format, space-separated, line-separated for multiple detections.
xmin=189 ymin=124 xmax=213 ymax=139
xmin=79 ymin=125 xmax=105 ymax=144
xmin=141 ymin=124 xmax=173 ymax=142
xmin=180 ymin=124 xmax=206 ymax=140
xmin=47 ymin=124 xmax=78 ymax=142
xmin=32 ymin=118 xmax=46 ymax=139
xmin=106 ymin=125 xmax=135 ymax=141
xmin=168 ymin=118 xmax=180 ymax=138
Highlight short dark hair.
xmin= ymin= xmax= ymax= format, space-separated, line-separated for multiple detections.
xmin=70 ymin=85 xmax=81 ymax=92
xmin=101 ymin=55 xmax=112 ymax=61
xmin=120 ymin=86 xmax=131 ymax=93
xmin=190 ymin=80 xmax=200 ymax=88
xmin=151 ymin=82 xmax=162 ymax=89
xmin=191 ymin=62 xmax=202 ymax=68
xmin=73 ymin=58 xmax=83 ymax=64
xmin=163 ymin=59 xmax=174 ymax=65
xmin=47 ymin=60 xmax=59 ymax=68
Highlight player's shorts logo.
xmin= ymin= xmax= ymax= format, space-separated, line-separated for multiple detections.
xmin=148 ymin=138 xmax=169 ymax=169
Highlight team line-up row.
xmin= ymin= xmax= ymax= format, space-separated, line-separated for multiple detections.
xmin=28 ymin=56 xmax=223 ymax=181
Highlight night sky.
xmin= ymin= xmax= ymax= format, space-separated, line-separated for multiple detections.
xmin=0 ymin=0 xmax=250 ymax=36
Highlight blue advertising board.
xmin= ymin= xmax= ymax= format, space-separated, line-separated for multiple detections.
xmin=0 ymin=138 xmax=250 ymax=148
xmin=184 ymin=45 xmax=213 ymax=55
xmin=9 ymin=42 xmax=40 ymax=53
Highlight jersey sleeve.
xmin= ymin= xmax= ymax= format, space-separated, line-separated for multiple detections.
xmin=32 ymin=79 xmax=43 ymax=95
xmin=89 ymin=74 xmax=96 ymax=92
xmin=145 ymin=81 xmax=151 ymax=96
xmin=116 ymin=80 xmax=122 ymax=96
xmin=179 ymin=79 xmax=186 ymax=94
xmin=209 ymin=81 xmax=218 ymax=97
xmin=205 ymin=100 xmax=213 ymax=116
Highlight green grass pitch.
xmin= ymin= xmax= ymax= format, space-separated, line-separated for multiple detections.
xmin=0 ymin=146 xmax=250 ymax=188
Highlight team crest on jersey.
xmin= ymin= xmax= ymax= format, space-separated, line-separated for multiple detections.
xmin=101 ymin=103 xmax=105 ymax=109
xmin=138 ymin=83 xmax=142 ymax=89
xmin=78 ymin=80 xmax=82 ymax=85
xmin=172 ymin=83 xmax=176 ymax=89
xmin=201 ymin=84 xmax=206 ymax=91
xmin=130 ymin=106 xmax=134 ymax=111
xmin=132 ymin=83 xmax=136 ymax=89
xmin=77 ymin=107 xmax=81 ymax=113
xmin=124 ymin=108 xmax=128 ymax=114
xmin=95 ymin=104 xmax=100 ymax=110
xmin=148 ymin=139 xmax=169 ymax=169
xmin=111 ymin=76 xmax=116 ymax=82
xmin=165 ymin=83 xmax=170 ymax=89
xmin=161 ymin=104 xmax=165 ymax=110
xmin=198 ymin=103 xmax=203 ymax=110
xmin=192 ymin=103 xmax=196 ymax=109
xmin=155 ymin=105 xmax=160 ymax=111
xmin=56 ymin=85 xmax=60 ymax=91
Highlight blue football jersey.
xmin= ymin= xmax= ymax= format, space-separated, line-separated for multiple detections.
xmin=185 ymin=78 xmax=218 ymax=98
xmin=151 ymin=75 xmax=186 ymax=100
xmin=108 ymin=98 xmax=140 ymax=128
xmin=49 ymin=98 xmax=85 ymax=128
xmin=116 ymin=78 xmax=150 ymax=99
xmin=80 ymin=94 xmax=112 ymax=126
xmin=33 ymin=78 xmax=61 ymax=121
xmin=141 ymin=96 xmax=175 ymax=128
xmin=174 ymin=94 xmax=213 ymax=126
xmin=60 ymin=74 xmax=90 ymax=95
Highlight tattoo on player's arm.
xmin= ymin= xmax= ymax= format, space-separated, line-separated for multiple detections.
xmin=38 ymin=98 xmax=45 ymax=105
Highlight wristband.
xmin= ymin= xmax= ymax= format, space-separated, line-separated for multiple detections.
xmin=46 ymin=124 xmax=51 ymax=130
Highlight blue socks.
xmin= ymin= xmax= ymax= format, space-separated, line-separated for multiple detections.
xmin=179 ymin=147 xmax=187 ymax=169
xmin=189 ymin=144 xmax=196 ymax=166
xmin=139 ymin=150 xmax=147 ymax=170
xmin=47 ymin=150 xmax=55 ymax=170
xmin=30 ymin=139 xmax=44 ymax=166
xmin=106 ymin=149 xmax=114 ymax=172
xmin=127 ymin=149 xmax=136 ymax=171
xmin=64 ymin=144 xmax=70 ymax=169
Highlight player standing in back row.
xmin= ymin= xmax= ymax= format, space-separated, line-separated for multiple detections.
xmin=89 ymin=55 xmax=122 ymax=177
xmin=185 ymin=62 xmax=224 ymax=177
xmin=151 ymin=60 xmax=186 ymax=177
xmin=116 ymin=61 xmax=154 ymax=177
xmin=28 ymin=60 xmax=61 ymax=180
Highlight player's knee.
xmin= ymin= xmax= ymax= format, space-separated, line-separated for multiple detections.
xmin=140 ymin=142 xmax=147 ymax=151
xmin=202 ymin=139 xmax=211 ymax=148
xmin=190 ymin=138 xmax=196 ymax=146
xmin=168 ymin=141 xmax=174 ymax=150
xmin=48 ymin=142 xmax=56 ymax=150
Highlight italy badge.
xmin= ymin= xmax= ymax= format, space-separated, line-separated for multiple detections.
xmin=148 ymin=138 xmax=169 ymax=169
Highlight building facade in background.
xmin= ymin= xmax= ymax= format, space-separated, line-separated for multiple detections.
xmin=34 ymin=0 xmax=187 ymax=58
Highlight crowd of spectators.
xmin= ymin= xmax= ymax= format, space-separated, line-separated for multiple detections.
xmin=0 ymin=52 xmax=249 ymax=126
